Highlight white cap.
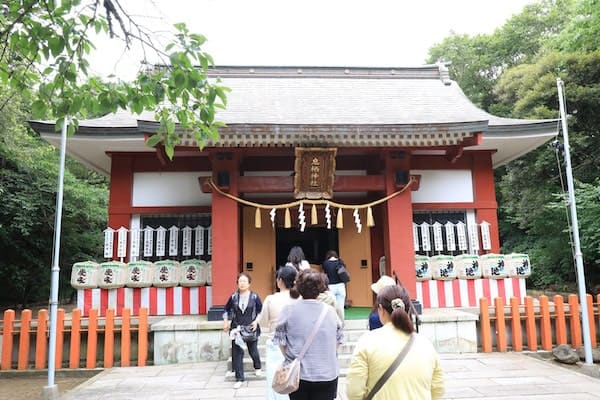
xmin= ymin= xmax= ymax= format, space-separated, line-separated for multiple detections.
xmin=370 ymin=275 xmax=396 ymax=294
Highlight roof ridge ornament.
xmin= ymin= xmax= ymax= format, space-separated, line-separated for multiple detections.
xmin=437 ymin=61 xmax=452 ymax=86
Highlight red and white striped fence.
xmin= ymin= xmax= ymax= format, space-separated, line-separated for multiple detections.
xmin=416 ymin=277 xmax=526 ymax=308
xmin=77 ymin=286 xmax=212 ymax=316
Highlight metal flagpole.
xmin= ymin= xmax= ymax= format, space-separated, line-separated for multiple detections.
xmin=556 ymin=78 xmax=593 ymax=365
xmin=43 ymin=118 xmax=69 ymax=399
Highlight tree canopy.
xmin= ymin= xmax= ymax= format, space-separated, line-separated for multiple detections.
xmin=1 ymin=0 xmax=229 ymax=158
xmin=427 ymin=0 xmax=600 ymax=292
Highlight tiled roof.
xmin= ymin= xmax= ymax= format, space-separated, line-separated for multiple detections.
xmin=29 ymin=65 xmax=557 ymax=173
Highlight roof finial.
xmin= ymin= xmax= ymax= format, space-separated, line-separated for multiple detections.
xmin=437 ymin=61 xmax=452 ymax=86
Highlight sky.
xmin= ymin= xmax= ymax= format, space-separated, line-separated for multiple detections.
xmin=89 ymin=0 xmax=536 ymax=80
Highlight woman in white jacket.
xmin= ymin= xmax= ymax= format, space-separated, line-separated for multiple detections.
xmin=257 ymin=265 xmax=299 ymax=400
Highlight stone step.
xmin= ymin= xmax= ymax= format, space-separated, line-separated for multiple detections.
xmin=228 ymin=353 xmax=355 ymax=371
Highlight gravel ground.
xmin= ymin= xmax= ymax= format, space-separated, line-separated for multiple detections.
xmin=0 ymin=370 xmax=100 ymax=400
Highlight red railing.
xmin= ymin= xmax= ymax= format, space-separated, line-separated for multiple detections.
xmin=480 ymin=294 xmax=599 ymax=352
xmin=0 ymin=307 xmax=148 ymax=370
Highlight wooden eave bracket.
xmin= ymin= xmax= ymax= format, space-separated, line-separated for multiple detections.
xmin=395 ymin=174 xmax=421 ymax=191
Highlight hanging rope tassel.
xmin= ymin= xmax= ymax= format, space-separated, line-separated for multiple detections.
xmin=336 ymin=208 xmax=344 ymax=229
xmin=285 ymin=208 xmax=292 ymax=228
xmin=254 ymin=208 xmax=262 ymax=229
xmin=367 ymin=206 xmax=375 ymax=227
xmin=311 ymin=204 xmax=318 ymax=225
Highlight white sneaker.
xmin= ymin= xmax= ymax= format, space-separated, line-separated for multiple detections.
xmin=225 ymin=371 xmax=235 ymax=378
xmin=254 ymin=369 xmax=263 ymax=377
xmin=233 ymin=381 xmax=243 ymax=389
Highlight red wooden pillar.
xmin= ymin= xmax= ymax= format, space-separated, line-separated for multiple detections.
xmin=382 ymin=151 xmax=416 ymax=298
xmin=208 ymin=151 xmax=240 ymax=318
xmin=107 ymin=155 xmax=133 ymax=261
xmin=472 ymin=152 xmax=500 ymax=253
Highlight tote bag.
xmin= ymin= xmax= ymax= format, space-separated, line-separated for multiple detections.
xmin=272 ymin=358 xmax=301 ymax=394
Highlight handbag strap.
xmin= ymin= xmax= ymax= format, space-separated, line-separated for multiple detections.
xmin=297 ymin=304 xmax=329 ymax=361
xmin=365 ymin=333 xmax=416 ymax=400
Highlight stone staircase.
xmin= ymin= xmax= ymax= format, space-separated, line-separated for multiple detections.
xmin=225 ymin=319 xmax=369 ymax=380
xmin=151 ymin=306 xmax=479 ymax=378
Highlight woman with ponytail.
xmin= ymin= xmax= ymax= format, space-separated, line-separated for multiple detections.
xmin=346 ymin=285 xmax=444 ymax=400
xmin=257 ymin=265 xmax=299 ymax=400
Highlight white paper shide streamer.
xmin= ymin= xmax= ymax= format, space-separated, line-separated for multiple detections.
xmin=325 ymin=203 xmax=331 ymax=229
xmin=353 ymin=208 xmax=362 ymax=233
xmin=298 ymin=203 xmax=306 ymax=232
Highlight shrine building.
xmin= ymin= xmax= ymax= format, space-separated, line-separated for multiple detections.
xmin=31 ymin=65 xmax=556 ymax=319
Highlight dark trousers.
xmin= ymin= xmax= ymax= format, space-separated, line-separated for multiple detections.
xmin=231 ymin=340 xmax=261 ymax=381
xmin=289 ymin=378 xmax=338 ymax=400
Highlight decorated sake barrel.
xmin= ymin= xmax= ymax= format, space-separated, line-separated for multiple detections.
xmin=71 ymin=261 xmax=99 ymax=289
xmin=126 ymin=261 xmax=155 ymax=288
xmin=98 ymin=261 xmax=127 ymax=289
xmin=506 ymin=253 xmax=531 ymax=278
xmin=481 ymin=254 xmax=508 ymax=279
xmin=180 ymin=259 xmax=207 ymax=287
xmin=415 ymin=255 xmax=432 ymax=281
xmin=153 ymin=260 xmax=181 ymax=287
xmin=204 ymin=261 xmax=212 ymax=285
xmin=455 ymin=254 xmax=482 ymax=279
xmin=430 ymin=255 xmax=457 ymax=280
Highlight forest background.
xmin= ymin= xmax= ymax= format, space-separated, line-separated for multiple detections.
xmin=1 ymin=0 xmax=599 ymax=307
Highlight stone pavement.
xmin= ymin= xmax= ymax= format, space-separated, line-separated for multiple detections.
xmin=60 ymin=352 xmax=600 ymax=400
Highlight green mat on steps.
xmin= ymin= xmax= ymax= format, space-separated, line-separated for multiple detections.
xmin=344 ymin=307 xmax=372 ymax=320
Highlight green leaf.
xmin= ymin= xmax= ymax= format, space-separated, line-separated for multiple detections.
xmin=48 ymin=36 xmax=65 ymax=57
xmin=146 ymin=134 xmax=162 ymax=147
xmin=31 ymin=100 xmax=47 ymax=119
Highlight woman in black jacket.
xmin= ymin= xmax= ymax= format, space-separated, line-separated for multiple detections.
xmin=223 ymin=272 xmax=263 ymax=389
xmin=321 ymin=250 xmax=346 ymax=320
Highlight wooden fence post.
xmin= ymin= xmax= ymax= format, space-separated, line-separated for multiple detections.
xmin=69 ymin=309 xmax=82 ymax=368
xmin=138 ymin=307 xmax=148 ymax=366
xmin=539 ymin=296 xmax=552 ymax=350
xmin=568 ymin=294 xmax=582 ymax=348
xmin=1 ymin=310 xmax=15 ymax=370
xmin=554 ymin=295 xmax=567 ymax=345
xmin=525 ymin=296 xmax=537 ymax=351
xmin=86 ymin=309 xmax=98 ymax=369
xmin=55 ymin=309 xmax=65 ymax=370
xmin=17 ymin=309 xmax=32 ymax=370
xmin=480 ymin=298 xmax=492 ymax=352
xmin=121 ymin=308 xmax=131 ymax=367
xmin=586 ymin=294 xmax=596 ymax=348
xmin=104 ymin=309 xmax=115 ymax=368
xmin=510 ymin=297 xmax=522 ymax=352
xmin=494 ymin=297 xmax=507 ymax=352
xmin=35 ymin=309 xmax=48 ymax=369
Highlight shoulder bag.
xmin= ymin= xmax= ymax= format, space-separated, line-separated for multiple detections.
xmin=272 ymin=305 xmax=329 ymax=395
xmin=364 ymin=333 xmax=416 ymax=400
xmin=336 ymin=260 xmax=351 ymax=283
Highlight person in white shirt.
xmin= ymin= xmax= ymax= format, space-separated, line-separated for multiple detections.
xmin=285 ymin=246 xmax=310 ymax=271
xmin=257 ymin=265 xmax=299 ymax=400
